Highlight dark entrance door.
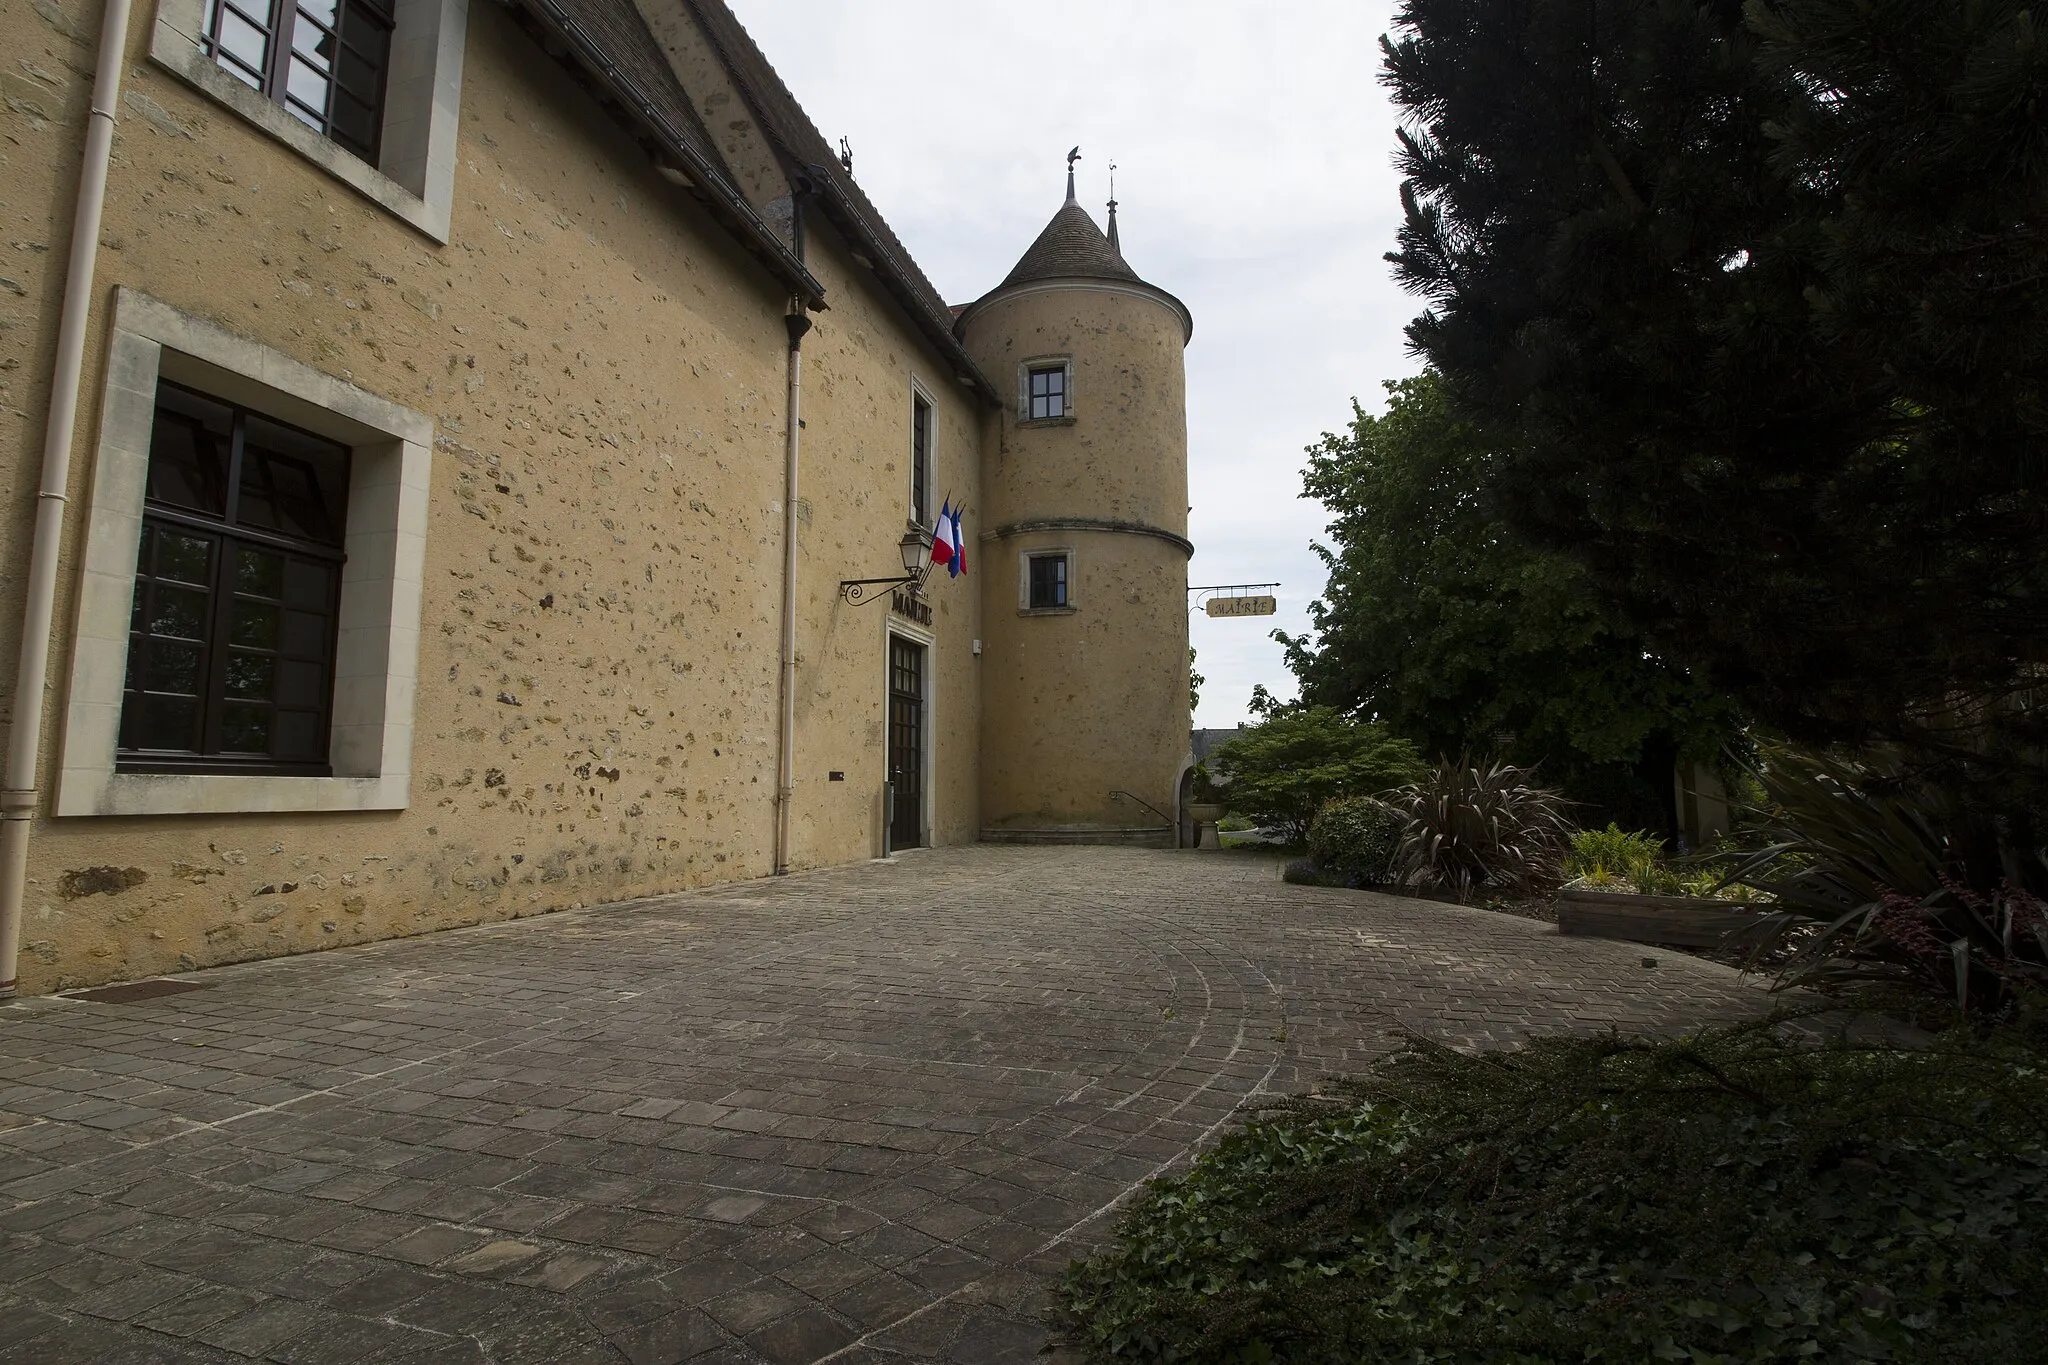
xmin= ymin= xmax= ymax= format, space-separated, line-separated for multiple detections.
xmin=887 ymin=636 xmax=925 ymax=850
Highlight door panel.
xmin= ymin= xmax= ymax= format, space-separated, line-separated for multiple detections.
xmin=888 ymin=637 xmax=924 ymax=850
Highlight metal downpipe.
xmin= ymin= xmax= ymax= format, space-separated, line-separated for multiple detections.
xmin=0 ymin=0 xmax=135 ymax=997
xmin=773 ymin=309 xmax=811 ymax=875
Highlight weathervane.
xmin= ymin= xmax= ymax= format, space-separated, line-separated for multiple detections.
xmin=1106 ymin=160 xmax=1120 ymax=250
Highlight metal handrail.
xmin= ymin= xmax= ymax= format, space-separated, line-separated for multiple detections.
xmin=1108 ymin=790 xmax=1177 ymax=830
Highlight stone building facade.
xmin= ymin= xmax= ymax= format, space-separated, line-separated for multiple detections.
xmin=0 ymin=0 xmax=1193 ymax=992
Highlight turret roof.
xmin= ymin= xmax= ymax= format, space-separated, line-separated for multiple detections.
xmin=997 ymin=199 xmax=1144 ymax=291
xmin=961 ymin=165 xmax=1191 ymax=340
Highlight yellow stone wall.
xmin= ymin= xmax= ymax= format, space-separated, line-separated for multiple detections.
xmin=777 ymin=219 xmax=983 ymax=865
xmin=962 ymin=284 xmax=1192 ymax=835
xmin=0 ymin=0 xmax=984 ymax=991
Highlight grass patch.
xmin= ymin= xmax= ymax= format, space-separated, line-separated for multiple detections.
xmin=1060 ymin=1016 xmax=2048 ymax=1362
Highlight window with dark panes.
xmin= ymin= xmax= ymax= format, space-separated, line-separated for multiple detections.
xmin=119 ymin=383 xmax=349 ymax=775
xmin=1027 ymin=365 xmax=1066 ymax=420
xmin=911 ymin=391 xmax=932 ymax=526
xmin=1027 ymin=553 xmax=1069 ymax=609
xmin=201 ymin=0 xmax=393 ymax=161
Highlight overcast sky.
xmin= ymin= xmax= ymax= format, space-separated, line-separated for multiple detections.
xmin=725 ymin=1 xmax=1422 ymax=727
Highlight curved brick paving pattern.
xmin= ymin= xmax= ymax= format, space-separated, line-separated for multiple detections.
xmin=0 ymin=847 xmax=1778 ymax=1363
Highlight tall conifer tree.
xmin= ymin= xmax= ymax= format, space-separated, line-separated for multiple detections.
xmin=1382 ymin=0 xmax=2048 ymax=797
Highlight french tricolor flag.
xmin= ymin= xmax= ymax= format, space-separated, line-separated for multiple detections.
xmin=931 ymin=501 xmax=967 ymax=578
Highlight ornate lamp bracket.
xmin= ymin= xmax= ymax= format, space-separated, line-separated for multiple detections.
xmin=839 ymin=525 xmax=935 ymax=605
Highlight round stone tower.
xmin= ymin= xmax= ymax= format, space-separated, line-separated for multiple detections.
xmin=958 ymin=163 xmax=1193 ymax=845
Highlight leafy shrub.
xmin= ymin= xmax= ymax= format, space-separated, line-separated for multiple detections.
xmin=1280 ymin=857 xmax=1351 ymax=887
xmin=1061 ymin=1019 xmax=2048 ymax=1362
xmin=1731 ymin=744 xmax=2048 ymax=1012
xmin=1207 ymin=708 xmax=1426 ymax=845
xmin=1561 ymin=823 xmax=1714 ymax=896
xmin=1306 ymin=797 xmax=1403 ymax=884
xmin=1382 ymin=755 xmax=1572 ymax=898
xmin=1562 ymin=822 xmax=1663 ymax=882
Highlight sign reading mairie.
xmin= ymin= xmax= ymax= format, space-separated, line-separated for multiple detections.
xmin=891 ymin=589 xmax=934 ymax=625
xmin=1206 ymin=595 xmax=1277 ymax=618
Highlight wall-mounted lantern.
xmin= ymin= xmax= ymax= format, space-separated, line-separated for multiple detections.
xmin=839 ymin=525 xmax=934 ymax=605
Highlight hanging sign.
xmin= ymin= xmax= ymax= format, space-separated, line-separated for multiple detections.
xmin=1206 ymin=595 xmax=1277 ymax=618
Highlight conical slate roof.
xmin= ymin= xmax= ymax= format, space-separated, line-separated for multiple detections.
xmin=998 ymin=198 xmax=1143 ymax=290
xmin=961 ymin=167 xmax=1193 ymax=341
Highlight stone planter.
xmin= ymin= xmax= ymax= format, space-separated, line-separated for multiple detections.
xmin=1555 ymin=887 xmax=1770 ymax=949
xmin=1185 ymin=803 xmax=1227 ymax=850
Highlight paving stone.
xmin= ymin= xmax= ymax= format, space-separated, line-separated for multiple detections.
xmin=748 ymin=1306 xmax=858 ymax=1363
xmin=608 ymin=1306 xmax=730 ymax=1365
xmin=0 ymin=845 xmax=1785 ymax=1362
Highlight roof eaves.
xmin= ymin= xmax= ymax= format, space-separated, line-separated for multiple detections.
xmin=801 ymin=168 xmax=1002 ymax=407
xmin=511 ymin=0 xmax=826 ymax=307
xmin=674 ymin=1 xmax=999 ymax=406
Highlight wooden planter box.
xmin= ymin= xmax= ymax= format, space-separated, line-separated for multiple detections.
xmin=1555 ymin=888 xmax=1767 ymax=949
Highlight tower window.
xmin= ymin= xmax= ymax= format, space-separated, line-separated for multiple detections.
xmin=911 ymin=388 xmax=933 ymax=526
xmin=202 ymin=0 xmax=394 ymax=162
xmin=119 ymin=381 xmax=349 ymax=774
xmin=1027 ymin=553 xmax=1069 ymax=609
xmin=1026 ymin=364 xmax=1067 ymax=420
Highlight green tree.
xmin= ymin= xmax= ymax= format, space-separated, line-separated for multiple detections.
xmin=1279 ymin=372 xmax=1743 ymax=829
xmin=1189 ymin=647 xmax=1203 ymax=715
xmin=1207 ymin=708 xmax=1426 ymax=844
xmin=1381 ymin=0 xmax=2048 ymax=800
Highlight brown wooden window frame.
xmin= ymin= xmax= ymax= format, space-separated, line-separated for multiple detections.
xmin=118 ymin=382 xmax=351 ymax=778
xmin=200 ymin=0 xmax=395 ymax=163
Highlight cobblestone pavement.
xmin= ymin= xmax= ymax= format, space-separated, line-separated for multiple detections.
xmin=0 ymin=846 xmax=1782 ymax=1364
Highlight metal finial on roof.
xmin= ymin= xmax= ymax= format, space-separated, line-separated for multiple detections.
xmin=1065 ymin=146 xmax=1080 ymax=203
xmin=1106 ymin=161 xmax=1119 ymax=253
xmin=838 ymin=136 xmax=853 ymax=177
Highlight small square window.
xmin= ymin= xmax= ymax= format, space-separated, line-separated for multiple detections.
xmin=118 ymin=382 xmax=349 ymax=775
xmin=1027 ymin=553 xmax=1069 ymax=610
xmin=1026 ymin=365 xmax=1067 ymax=420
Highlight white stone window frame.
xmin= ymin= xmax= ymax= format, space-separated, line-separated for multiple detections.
xmin=1017 ymin=545 xmax=1076 ymax=615
xmin=909 ymin=376 xmax=938 ymax=530
xmin=1017 ymin=355 xmax=1075 ymax=425
xmin=55 ymin=288 xmax=431 ymax=817
xmin=148 ymin=0 xmax=468 ymax=242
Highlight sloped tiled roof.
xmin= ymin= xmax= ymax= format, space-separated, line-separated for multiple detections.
xmin=999 ymin=200 xmax=1143 ymax=290
xmin=678 ymin=1 xmax=1001 ymax=403
xmin=516 ymin=0 xmax=822 ymax=301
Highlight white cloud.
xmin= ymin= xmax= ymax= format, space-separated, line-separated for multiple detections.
xmin=726 ymin=0 xmax=1423 ymax=723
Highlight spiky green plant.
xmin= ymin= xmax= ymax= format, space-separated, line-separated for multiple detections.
xmin=1730 ymin=745 xmax=2048 ymax=1012
xmin=1383 ymin=755 xmax=1573 ymax=899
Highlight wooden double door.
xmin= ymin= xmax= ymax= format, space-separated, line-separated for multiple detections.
xmin=887 ymin=636 xmax=924 ymax=851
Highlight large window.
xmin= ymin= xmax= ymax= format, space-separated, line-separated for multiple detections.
xmin=1027 ymin=553 xmax=1069 ymax=610
xmin=119 ymin=383 xmax=349 ymax=775
xmin=1026 ymin=365 xmax=1067 ymax=420
xmin=202 ymin=0 xmax=393 ymax=162
xmin=911 ymin=389 xmax=933 ymax=526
